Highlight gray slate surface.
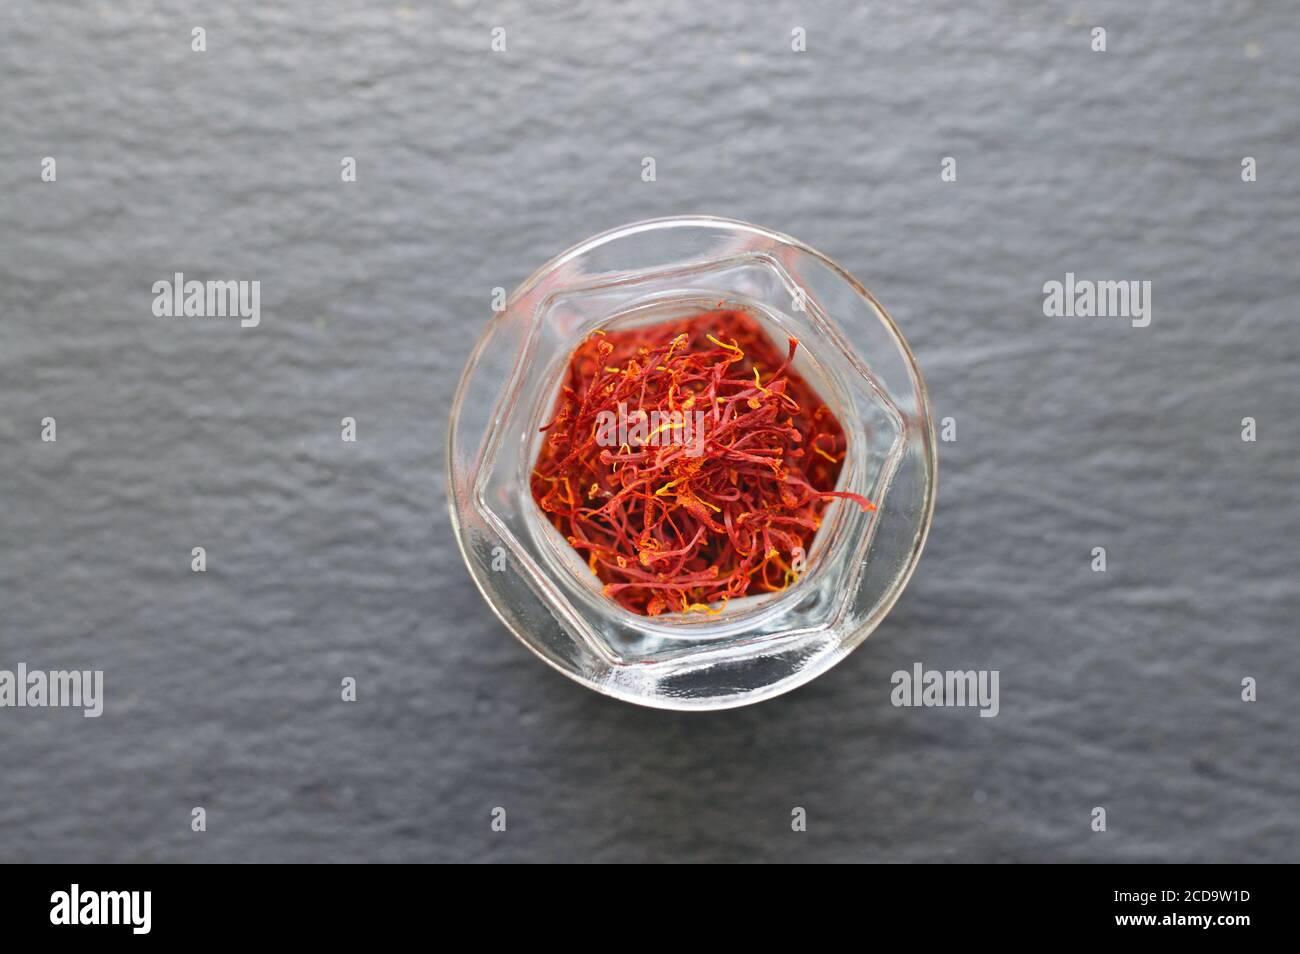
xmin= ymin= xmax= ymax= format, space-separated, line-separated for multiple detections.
xmin=1 ymin=1 xmax=1296 ymax=863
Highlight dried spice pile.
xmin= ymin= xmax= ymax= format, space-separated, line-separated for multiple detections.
xmin=531 ymin=307 xmax=873 ymax=616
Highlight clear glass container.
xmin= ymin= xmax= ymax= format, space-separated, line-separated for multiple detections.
xmin=447 ymin=217 xmax=937 ymax=709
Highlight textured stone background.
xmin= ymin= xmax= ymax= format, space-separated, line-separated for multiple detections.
xmin=1 ymin=1 xmax=1296 ymax=863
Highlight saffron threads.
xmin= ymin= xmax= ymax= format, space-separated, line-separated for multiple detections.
xmin=531 ymin=307 xmax=874 ymax=616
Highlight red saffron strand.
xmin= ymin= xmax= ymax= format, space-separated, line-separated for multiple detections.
xmin=531 ymin=307 xmax=873 ymax=616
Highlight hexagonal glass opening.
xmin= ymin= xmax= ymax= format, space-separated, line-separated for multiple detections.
xmin=472 ymin=253 xmax=905 ymax=664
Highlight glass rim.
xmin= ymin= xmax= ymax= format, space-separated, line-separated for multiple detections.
xmin=447 ymin=215 xmax=939 ymax=709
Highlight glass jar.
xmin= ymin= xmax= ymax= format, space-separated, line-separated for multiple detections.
xmin=448 ymin=216 xmax=937 ymax=709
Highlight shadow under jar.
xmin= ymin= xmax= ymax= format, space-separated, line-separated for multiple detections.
xmin=448 ymin=217 xmax=937 ymax=710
